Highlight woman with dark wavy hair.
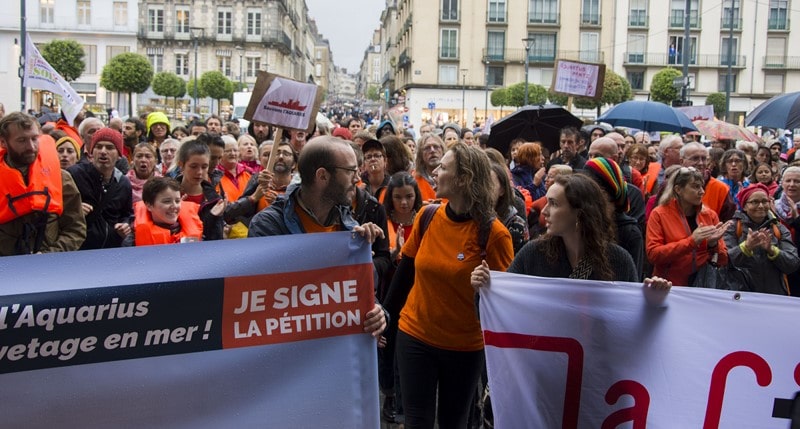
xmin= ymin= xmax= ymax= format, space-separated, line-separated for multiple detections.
xmin=384 ymin=143 xmax=514 ymax=428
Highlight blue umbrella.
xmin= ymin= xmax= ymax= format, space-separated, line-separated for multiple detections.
xmin=598 ymin=100 xmax=697 ymax=133
xmin=745 ymin=91 xmax=800 ymax=130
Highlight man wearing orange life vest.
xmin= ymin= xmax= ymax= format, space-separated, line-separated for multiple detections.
xmin=414 ymin=134 xmax=445 ymax=203
xmin=0 ymin=112 xmax=86 ymax=255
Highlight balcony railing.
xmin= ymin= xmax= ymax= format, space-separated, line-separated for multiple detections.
xmin=398 ymin=48 xmax=411 ymax=67
xmin=580 ymin=13 xmax=600 ymax=26
xmin=481 ymin=48 xmax=603 ymax=64
xmin=528 ymin=12 xmax=559 ymax=25
xmin=263 ymin=30 xmax=292 ymax=54
xmin=669 ymin=10 xmax=700 ymax=28
xmin=628 ymin=12 xmax=648 ymax=28
xmin=763 ymin=55 xmax=800 ymax=69
xmin=720 ymin=16 xmax=742 ymax=30
xmin=768 ymin=16 xmax=789 ymax=30
xmin=623 ymin=52 xmax=747 ymax=68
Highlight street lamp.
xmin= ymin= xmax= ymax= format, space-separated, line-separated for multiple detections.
xmin=460 ymin=68 xmax=467 ymax=127
xmin=522 ymin=37 xmax=535 ymax=106
xmin=235 ymin=45 xmax=244 ymax=90
xmin=190 ymin=27 xmax=204 ymax=115
xmin=484 ymin=59 xmax=490 ymax=127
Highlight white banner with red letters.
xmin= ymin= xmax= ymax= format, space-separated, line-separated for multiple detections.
xmin=480 ymin=272 xmax=800 ymax=428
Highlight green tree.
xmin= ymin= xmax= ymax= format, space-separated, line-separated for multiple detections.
xmin=40 ymin=40 xmax=85 ymax=82
xmin=705 ymin=92 xmax=727 ymax=120
xmin=152 ymin=72 xmax=187 ymax=118
xmin=650 ymin=68 xmax=682 ymax=104
xmin=490 ymin=87 xmax=508 ymax=108
xmin=548 ymin=91 xmax=568 ymax=106
xmin=506 ymin=82 xmax=547 ymax=107
xmin=366 ymin=85 xmax=381 ymax=102
xmin=100 ymin=53 xmax=154 ymax=114
xmin=187 ymin=77 xmax=208 ymax=99
xmin=200 ymin=71 xmax=232 ymax=115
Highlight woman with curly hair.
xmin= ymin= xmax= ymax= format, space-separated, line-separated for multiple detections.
xmin=384 ymin=143 xmax=514 ymax=429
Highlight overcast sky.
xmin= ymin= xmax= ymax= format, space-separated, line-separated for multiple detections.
xmin=305 ymin=0 xmax=385 ymax=73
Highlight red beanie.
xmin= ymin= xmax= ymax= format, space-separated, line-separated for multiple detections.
xmin=332 ymin=127 xmax=352 ymax=140
xmin=737 ymin=183 xmax=771 ymax=206
xmin=90 ymin=127 xmax=124 ymax=155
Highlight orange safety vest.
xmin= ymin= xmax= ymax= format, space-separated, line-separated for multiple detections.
xmin=133 ymin=200 xmax=203 ymax=246
xmin=0 ymin=135 xmax=63 ymax=224
xmin=220 ymin=170 xmax=253 ymax=203
xmin=640 ymin=161 xmax=662 ymax=197
xmin=415 ymin=173 xmax=437 ymax=202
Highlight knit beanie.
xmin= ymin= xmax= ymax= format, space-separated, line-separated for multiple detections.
xmin=584 ymin=157 xmax=629 ymax=211
xmin=332 ymin=127 xmax=352 ymax=140
xmin=737 ymin=183 xmax=771 ymax=206
xmin=146 ymin=111 xmax=171 ymax=135
xmin=55 ymin=135 xmax=81 ymax=155
xmin=90 ymin=127 xmax=124 ymax=155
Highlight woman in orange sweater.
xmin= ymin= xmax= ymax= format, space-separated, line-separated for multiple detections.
xmin=384 ymin=143 xmax=514 ymax=429
xmin=647 ymin=167 xmax=731 ymax=286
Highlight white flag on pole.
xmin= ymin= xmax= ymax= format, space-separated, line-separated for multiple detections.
xmin=22 ymin=35 xmax=85 ymax=125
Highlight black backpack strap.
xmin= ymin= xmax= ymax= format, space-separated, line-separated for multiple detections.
xmin=478 ymin=216 xmax=495 ymax=260
xmin=417 ymin=204 xmax=439 ymax=242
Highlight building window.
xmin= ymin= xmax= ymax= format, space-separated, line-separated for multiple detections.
xmin=668 ymin=35 xmax=697 ymax=65
xmin=246 ymin=57 xmax=261 ymax=77
xmin=670 ymin=0 xmax=699 ymax=27
xmin=721 ymin=37 xmax=739 ymax=66
xmin=529 ymin=0 xmax=559 ymax=24
xmin=112 ymin=2 xmax=127 ymax=26
xmin=77 ymin=0 xmax=91 ymax=25
xmin=218 ymin=9 xmax=232 ymax=35
xmin=581 ymin=0 xmax=600 ymax=25
xmin=247 ymin=10 xmax=262 ymax=36
xmin=147 ymin=52 xmax=163 ymax=73
xmin=487 ymin=31 xmax=505 ymax=61
xmin=629 ymin=0 xmax=647 ymax=26
xmin=579 ymin=32 xmax=600 ymax=62
xmin=176 ymin=54 xmax=189 ymax=75
xmin=627 ymin=71 xmax=645 ymax=90
xmin=487 ymin=66 xmax=504 ymax=86
xmin=219 ymin=57 xmax=231 ymax=77
xmin=765 ymin=74 xmax=784 ymax=93
xmin=527 ymin=32 xmax=557 ymax=62
xmin=83 ymin=44 xmax=97 ymax=74
xmin=176 ymin=7 xmax=190 ymax=34
xmin=718 ymin=72 xmax=737 ymax=92
xmin=148 ymin=7 xmax=164 ymax=33
xmin=488 ymin=0 xmax=506 ymax=22
xmin=769 ymin=0 xmax=788 ymax=29
xmin=40 ymin=0 xmax=54 ymax=24
xmin=439 ymin=64 xmax=457 ymax=84
xmin=441 ymin=0 xmax=459 ymax=21
xmin=721 ymin=0 xmax=740 ymax=29
xmin=626 ymin=34 xmax=646 ymax=63
xmin=765 ymin=37 xmax=786 ymax=67
xmin=106 ymin=45 xmax=129 ymax=60
xmin=440 ymin=29 xmax=459 ymax=59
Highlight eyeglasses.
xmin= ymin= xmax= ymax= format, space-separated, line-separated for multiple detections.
xmin=423 ymin=145 xmax=442 ymax=153
xmin=160 ymin=148 xmax=176 ymax=153
xmin=746 ymin=199 xmax=771 ymax=207
xmin=364 ymin=154 xmax=384 ymax=161
xmin=726 ymin=158 xmax=744 ymax=164
xmin=327 ymin=166 xmax=359 ymax=176
xmin=685 ymin=155 xmax=708 ymax=163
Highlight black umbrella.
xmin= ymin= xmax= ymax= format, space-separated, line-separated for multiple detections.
xmin=745 ymin=91 xmax=800 ymax=130
xmin=487 ymin=104 xmax=583 ymax=154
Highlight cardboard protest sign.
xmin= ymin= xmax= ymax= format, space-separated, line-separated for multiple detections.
xmin=551 ymin=59 xmax=606 ymax=101
xmin=244 ymin=72 xmax=323 ymax=134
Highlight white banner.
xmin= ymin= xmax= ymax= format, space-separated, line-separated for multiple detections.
xmin=22 ymin=35 xmax=85 ymax=125
xmin=480 ymin=272 xmax=800 ymax=428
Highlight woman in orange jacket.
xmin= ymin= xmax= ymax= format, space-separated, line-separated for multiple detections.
xmin=647 ymin=167 xmax=731 ymax=286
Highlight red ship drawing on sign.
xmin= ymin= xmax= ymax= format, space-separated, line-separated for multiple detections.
xmin=267 ymin=99 xmax=307 ymax=111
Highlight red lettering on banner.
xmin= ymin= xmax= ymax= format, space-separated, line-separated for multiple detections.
xmin=483 ymin=331 xmax=583 ymax=429
xmin=221 ymin=264 xmax=374 ymax=348
xmin=601 ymin=380 xmax=650 ymax=429
xmin=703 ymin=351 xmax=772 ymax=428
xmin=795 ymin=362 xmax=800 ymax=385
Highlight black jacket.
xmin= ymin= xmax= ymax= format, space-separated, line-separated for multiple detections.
xmin=67 ymin=162 xmax=132 ymax=250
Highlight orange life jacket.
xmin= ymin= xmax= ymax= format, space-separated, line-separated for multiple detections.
xmin=133 ymin=200 xmax=203 ymax=246
xmin=0 ymin=135 xmax=63 ymax=224
xmin=640 ymin=161 xmax=662 ymax=197
xmin=220 ymin=170 xmax=252 ymax=203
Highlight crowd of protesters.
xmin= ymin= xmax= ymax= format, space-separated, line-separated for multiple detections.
xmin=1 ymin=101 xmax=798 ymax=428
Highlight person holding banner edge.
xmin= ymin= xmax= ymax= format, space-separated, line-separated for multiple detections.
xmin=384 ymin=143 xmax=514 ymax=429
xmin=247 ymin=136 xmax=387 ymax=339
